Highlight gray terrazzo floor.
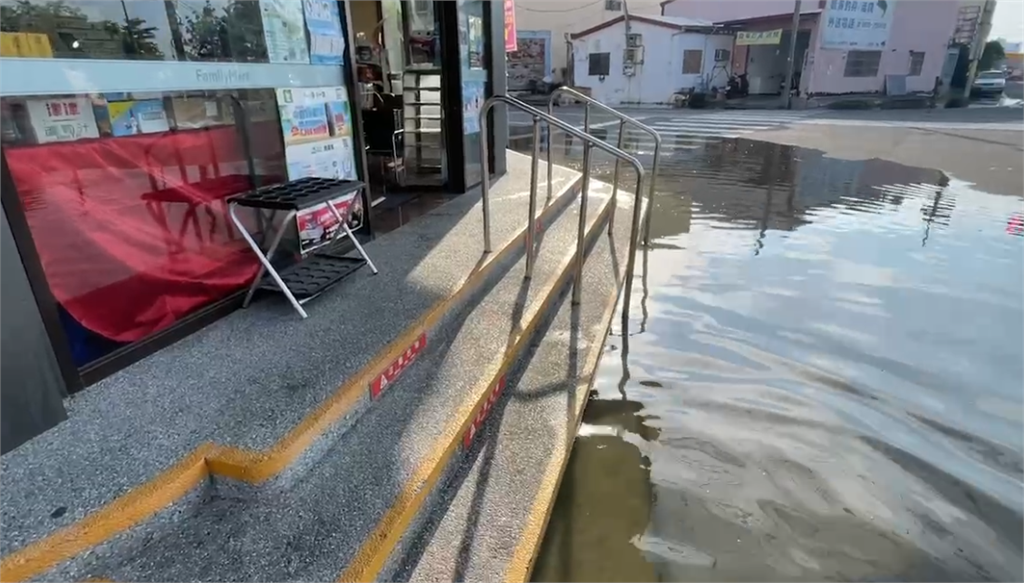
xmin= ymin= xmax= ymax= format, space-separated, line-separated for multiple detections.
xmin=397 ymin=181 xmax=634 ymax=582
xmin=0 ymin=151 xmax=581 ymax=559
xmin=47 ymin=178 xmax=614 ymax=582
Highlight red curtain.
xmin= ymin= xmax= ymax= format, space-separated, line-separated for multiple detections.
xmin=6 ymin=123 xmax=286 ymax=343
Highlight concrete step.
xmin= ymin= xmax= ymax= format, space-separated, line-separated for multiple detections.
xmin=394 ymin=179 xmax=635 ymax=583
xmin=0 ymin=152 xmax=582 ymax=582
xmin=48 ymin=176 xmax=625 ymax=582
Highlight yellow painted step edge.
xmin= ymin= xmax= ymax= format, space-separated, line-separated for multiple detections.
xmin=503 ymin=254 xmax=625 ymax=583
xmin=0 ymin=180 xmax=581 ymax=583
xmin=338 ymin=195 xmax=616 ymax=583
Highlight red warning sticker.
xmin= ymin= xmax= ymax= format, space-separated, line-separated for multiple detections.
xmin=463 ymin=375 xmax=507 ymax=448
xmin=370 ymin=332 xmax=427 ymax=399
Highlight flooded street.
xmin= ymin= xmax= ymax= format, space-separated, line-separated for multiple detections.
xmin=518 ymin=132 xmax=1024 ymax=581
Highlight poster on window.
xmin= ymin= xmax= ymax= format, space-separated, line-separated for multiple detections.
xmin=296 ymin=194 xmax=364 ymax=254
xmin=262 ymin=0 xmax=311 ymax=63
xmin=25 ymin=97 xmax=100 ymax=144
xmin=277 ymin=86 xmax=356 ymax=180
xmin=504 ymin=0 xmax=517 ymax=52
xmin=820 ymin=0 xmax=894 ymax=49
xmin=303 ymin=0 xmax=346 ymax=65
xmin=277 ymin=85 xmax=362 ymax=250
xmin=104 ymin=100 xmax=171 ymax=136
xmin=462 ymin=80 xmax=484 ymax=134
xmin=467 ymin=14 xmax=485 ymax=69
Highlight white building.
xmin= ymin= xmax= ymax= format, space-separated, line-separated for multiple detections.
xmin=570 ymin=15 xmax=734 ymax=105
xmin=509 ymin=0 xmax=662 ymax=91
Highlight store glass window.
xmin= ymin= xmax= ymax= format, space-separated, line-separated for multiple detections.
xmin=0 ymin=0 xmax=358 ymax=370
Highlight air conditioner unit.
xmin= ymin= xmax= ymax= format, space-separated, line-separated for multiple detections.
xmin=622 ymin=62 xmax=636 ymax=76
xmin=714 ymin=48 xmax=730 ymax=62
xmin=623 ymin=46 xmax=645 ymax=64
xmin=626 ymin=33 xmax=642 ymax=48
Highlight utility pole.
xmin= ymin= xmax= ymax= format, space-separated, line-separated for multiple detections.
xmin=962 ymin=0 xmax=997 ymax=99
xmin=783 ymin=0 xmax=802 ymax=109
xmin=623 ymin=0 xmax=633 ymax=61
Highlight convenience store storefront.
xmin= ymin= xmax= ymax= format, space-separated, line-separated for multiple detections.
xmin=0 ymin=0 xmax=508 ymax=451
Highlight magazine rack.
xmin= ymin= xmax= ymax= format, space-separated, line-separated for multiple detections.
xmin=229 ymin=177 xmax=378 ymax=319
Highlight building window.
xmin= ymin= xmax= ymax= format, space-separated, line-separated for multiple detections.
xmin=909 ymin=51 xmax=925 ymax=76
xmin=589 ymin=52 xmax=610 ymax=76
xmin=682 ymin=49 xmax=703 ymax=74
xmin=843 ymin=50 xmax=882 ymax=77
xmin=605 ymin=0 xmax=623 ymax=11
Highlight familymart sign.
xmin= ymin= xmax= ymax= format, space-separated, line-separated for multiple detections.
xmin=736 ymin=29 xmax=783 ymax=46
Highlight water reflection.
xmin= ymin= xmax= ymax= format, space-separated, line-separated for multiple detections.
xmin=530 ymin=136 xmax=1024 ymax=582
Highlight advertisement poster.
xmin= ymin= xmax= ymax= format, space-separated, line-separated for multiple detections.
xmin=503 ymin=0 xmax=517 ymax=52
xmin=296 ymin=194 xmax=364 ymax=254
xmin=462 ymin=80 xmax=484 ymax=134
xmin=262 ymin=0 xmax=311 ymax=63
xmin=303 ymin=0 xmax=345 ymax=65
xmin=26 ymin=97 xmax=99 ymax=144
xmin=820 ymin=0 xmax=894 ymax=49
xmin=105 ymin=100 xmax=170 ymax=136
xmin=277 ymin=86 xmax=361 ymax=249
xmin=467 ymin=14 xmax=484 ymax=69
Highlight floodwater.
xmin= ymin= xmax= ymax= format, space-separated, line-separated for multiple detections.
xmin=522 ymin=135 xmax=1024 ymax=581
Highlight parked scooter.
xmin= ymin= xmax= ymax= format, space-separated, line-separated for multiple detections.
xmin=726 ymin=73 xmax=749 ymax=99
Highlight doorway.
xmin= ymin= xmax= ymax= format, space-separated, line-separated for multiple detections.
xmin=350 ymin=0 xmax=451 ymax=217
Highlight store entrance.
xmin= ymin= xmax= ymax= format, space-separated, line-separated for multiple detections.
xmin=350 ymin=0 xmax=448 ymax=209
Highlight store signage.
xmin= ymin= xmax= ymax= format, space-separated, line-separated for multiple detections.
xmin=504 ymin=0 xmax=517 ymax=52
xmin=195 ymin=67 xmax=252 ymax=86
xmin=820 ymin=0 xmax=894 ymax=49
xmin=371 ymin=333 xmax=428 ymax=399
xmin=0 ymin=60 xmax=344 ymax=97
xmin=463 ymin=375 xmax=507 ymax=448
xmin=736 ymin=29 xmax=783 ymax=46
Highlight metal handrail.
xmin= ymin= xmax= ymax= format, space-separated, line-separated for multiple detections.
xmin=547 ymin=88 xmax=662 ymax=247
xmin=479 ymin=94 xmax=645 ymax=305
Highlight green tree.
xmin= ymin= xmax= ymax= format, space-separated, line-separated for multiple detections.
xmin=104 ymin=17 xmax=164 ymax=59
xmin=179 ymin=0 xmax=266 ymax=62
xmin=978 ymin=40 xmax=1006 ymax=72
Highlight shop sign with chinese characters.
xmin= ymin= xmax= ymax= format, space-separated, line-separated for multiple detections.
xmin=820 ymin=0 xmax=894 ymax=49
xmin=736 ymin=29 xmax=782 ymax=46
xmin=26 ymin=97 xmax=100 ymax=144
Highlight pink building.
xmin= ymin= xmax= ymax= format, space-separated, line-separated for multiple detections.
xmin=662 ymin=0 xmax=961 ymax=96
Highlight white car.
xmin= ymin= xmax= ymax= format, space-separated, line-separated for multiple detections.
xmin=972 ymin=70 xmax=1007 ymax=96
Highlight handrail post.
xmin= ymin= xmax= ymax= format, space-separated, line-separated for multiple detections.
xmin=610 ymin=118 xmax=625 ymax=233
xmin=621 ymin=171 xmax=646 ymax=316
xmin=525 ymin=116 xmax=541 ymax=279
xmin=572 ymin=142 xmax=592 ymax=305
xmin=644 ymin=139 xmax=661 ymax=247
xmin=546 ymin=98 xmax=554 ymax=202
xmin=479 ymin=102 xmax=493 ymax=253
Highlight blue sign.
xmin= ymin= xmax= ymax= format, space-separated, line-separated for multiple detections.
xmin=303 ymin=0 xmax=346 ymax=65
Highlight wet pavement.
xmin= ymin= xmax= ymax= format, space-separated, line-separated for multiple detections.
xmin=516 ymin=131 xmax=1024 ymax=581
